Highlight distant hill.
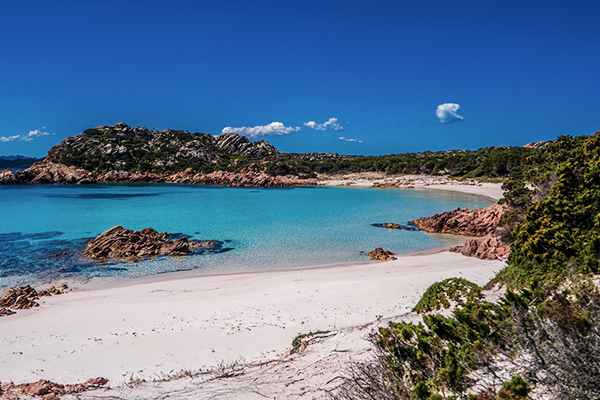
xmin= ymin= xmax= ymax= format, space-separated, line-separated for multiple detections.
xmin=0 ymin=155 xmax=43 ymax=169
xmin=45 ymin=122 xmax=279 ymax=174
xmin=44 ymin=122 xmax=556 ymax=180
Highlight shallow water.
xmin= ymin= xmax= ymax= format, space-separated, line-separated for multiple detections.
xmin=0 ymin=184 xmax=491 ymax=288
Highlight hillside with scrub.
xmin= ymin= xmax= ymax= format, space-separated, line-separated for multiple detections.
xmin=1 ymin=122 xmax=580 ymax=180
xmin=336 ymin=131 xmax=600 ymax=399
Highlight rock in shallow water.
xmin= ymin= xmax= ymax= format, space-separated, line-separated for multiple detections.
xmin=83 ymin=225 xmax=192 ymax=260
xmin=366 ymin=247 xmax=397 ymax=261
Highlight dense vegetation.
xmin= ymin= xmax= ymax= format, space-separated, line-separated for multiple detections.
xmin=336 ymin=130 xmax=600 ymax=399
xmin=42 ymin=123 xmax=569 ymax=180
xmin=259 ymin=145 xmax=533 ymax=178
xmin=412 ymin=278 xmax=482 ymax=313
xmin=49 ymin=125 xmax=223 ymax=174
xmin=498 ymin=132 xmax=600 ymax=287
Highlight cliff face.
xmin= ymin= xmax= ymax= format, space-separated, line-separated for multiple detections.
xmin=45 ymin=122 xmax=279 ymax=173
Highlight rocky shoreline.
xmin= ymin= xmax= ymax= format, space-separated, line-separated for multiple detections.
xmin=0 ymin=284 xmax=69 ymax=317
xmin=0 ymin=377 xmax=108 ymax=399
xmin=0 ymin=160 xmax=317 ymax=187
xmin=410 ymin=203 xmax=510 ymax=260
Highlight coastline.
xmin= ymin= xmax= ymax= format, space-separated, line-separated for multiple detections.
xmin=0 ymin=178 xmax=506 ymax=395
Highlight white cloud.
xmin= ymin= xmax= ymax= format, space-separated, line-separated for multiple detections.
xmin=221 ymin=122 xmax=301 ymax=139
xmin=26 ymin=129 xmax=54 ymax=138
xmin=436 ymin=103 xmax=464 ymax=124
xmin=0 ymin=129 xmax=55 ymax=142
xmin=339 ymin=136 xmax=363 ymax=143
xmin=304 ymin=118 xmax=343 ymax=131
xmin=0 ymin=135 xmax=21 ymax=142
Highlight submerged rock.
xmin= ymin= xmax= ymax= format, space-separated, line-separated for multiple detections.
xmin=372 ymin=222 xmax=420 ymax=231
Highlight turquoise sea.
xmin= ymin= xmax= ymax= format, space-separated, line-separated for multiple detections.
xmin=0 ymin=184 xmax=492 ymax=288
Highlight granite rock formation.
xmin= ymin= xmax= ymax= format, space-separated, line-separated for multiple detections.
xmin=0 ymin=377 xmax=108 ymax=398
xmin=214 ymin=133 xmax=279 ymax=157
xmin=83 ymin=225 xmax=193 ymax=260
xmin=46 ymin=123 xmax=277 ymax=172
xmin=410 ymin=203 xmax=511 ymax=260
xmin=37 ymin=284 xmax=69 ymax=297
xmin=0 ymin=285 xmax=40 ymax=313
xmin=0 ymin=161 xmax=317 ymax=186
xmin=366 ymin=247 xmax=397 ymax=261
xmin=410 ymin=204 xmax=507 ymax=237
xmin=451 ymin=235 xmax=510 ymax=260
xmin=0 ymin=284 xmax=69 ymax=317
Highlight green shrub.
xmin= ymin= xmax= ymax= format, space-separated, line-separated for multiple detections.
xmin=291 ymin=330 xmax=330 ymax=348
xmin=497 ymin=375 xmax=530 ymax=399
xmin=413 ymin=278 xmax=482 ymax=313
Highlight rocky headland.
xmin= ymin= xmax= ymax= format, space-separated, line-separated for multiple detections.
xmin=410 ymin=203 xmax=510 ymax=260
xmin=0 ymin=160 xmax=317 ymax=187
xmin=0 ymin=122 xmax=535 ymax=188
xmin=0 ymin=123 xmax=316 ymax=187
xmin=411 ymin=203 xmax=507 ymax=236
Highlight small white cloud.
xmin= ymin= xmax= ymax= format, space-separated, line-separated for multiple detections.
xmin=436 ymin=103 xmax=464 ymax=124
xmin=221 ymin=122 xmax=301 ymax=139
xmin=339 ymin=136 xmax=363 ymax=143
xmin=0 ymin=135 xmax=22 ymax=142
xmin=304 ymin=118 xmax=343 ymax=131
xmin=26 ymin=129 xmax=54 ymax=138
xmin=0 ymin=129 xmax=55 ymax=142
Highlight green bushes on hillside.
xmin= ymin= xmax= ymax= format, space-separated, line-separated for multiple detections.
xmin=498 ymin=131 xmax=600 ymax=287
xmin=337 ymin=130 xmax=600 ymax=399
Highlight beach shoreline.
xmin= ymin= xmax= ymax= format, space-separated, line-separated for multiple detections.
xmin=0 ymin=179 xmax=506 ymax=395
xmin=317 ymin=174 xmax=505 ymax=202
xmin=0 ymin=251 xmax=505 ymax=387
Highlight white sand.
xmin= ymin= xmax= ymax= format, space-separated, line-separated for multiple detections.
xmin=0 ymin=252 xmax=504 ymax=386
xmin=318 ymin=175 xmax=505 ymax=202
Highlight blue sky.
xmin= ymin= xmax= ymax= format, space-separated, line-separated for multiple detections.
xmin=1 ymin=0 xmax=599 ymax=157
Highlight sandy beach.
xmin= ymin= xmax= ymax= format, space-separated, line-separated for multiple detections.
xmin=319 ymin=174 xmax=505 ymax=202
xmin=0 ymin=252 xmax=504 ymax=386
xmin=0 ymin=181 xmax=505 ymax=397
